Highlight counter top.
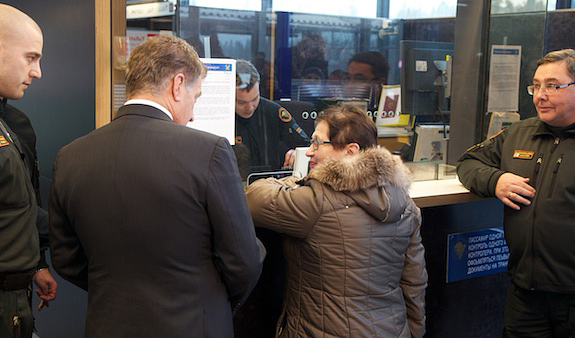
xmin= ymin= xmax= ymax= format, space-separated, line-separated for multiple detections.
xmin=409 ymin=178 xmax=483 ymax=208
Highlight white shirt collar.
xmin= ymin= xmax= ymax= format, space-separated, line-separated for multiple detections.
xmin=124 ymin=99 xmax=174 ymax=121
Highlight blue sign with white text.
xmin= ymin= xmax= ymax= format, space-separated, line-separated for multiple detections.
xmin=447 ymin=227 xmax=509 ymax=283
xmin=204 ymin=63 xmax=233 ymax=72
xmin=493 ymin=48 xmax=520 ymax=55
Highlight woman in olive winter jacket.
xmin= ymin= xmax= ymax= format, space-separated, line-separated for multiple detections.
xmin=245 ymin=105 xmax=427 ymax=337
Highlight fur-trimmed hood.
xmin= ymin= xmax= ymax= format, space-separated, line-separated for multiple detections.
xmin=307 ymin=146 xmax=412 ymax=195
xmin=305 ymin=147 xmax=413 ymax=222
xmin=245 ymin=145 xmax=425 ymax=338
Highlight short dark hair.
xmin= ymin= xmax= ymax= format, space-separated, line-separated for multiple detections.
xmin=537 ymin=48 xmax=575 ymax=80
xmin=348 ymin=51 xmax=390 ymax=81
xmin=236 ymin=59 xmax=260 ymax=91
xmin=126 ymin=34 xmax=206 ymax=98
xmin=316 ymin=104 xmax=377 ymax=150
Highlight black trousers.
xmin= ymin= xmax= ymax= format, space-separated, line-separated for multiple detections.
xmin=0 ymin=288 xmax=33 ymax=338
xmin=503 ymin=281 xmax=575 ymax=338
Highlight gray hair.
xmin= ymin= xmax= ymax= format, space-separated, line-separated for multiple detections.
xmin=537 ymin=49 xmax=575 ymax=80
xmin=126 ymin=34 xmax=206 ymax=98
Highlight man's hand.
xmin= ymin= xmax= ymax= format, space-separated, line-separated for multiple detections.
xmin=283 ymin=149 xmax=296 ymax=168
xmin=495 ymin=173 xmax=536 ymax=210
xmin=33 ymin=269 xmax=58 ymax=311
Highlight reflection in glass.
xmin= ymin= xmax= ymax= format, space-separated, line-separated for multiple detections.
xmin=390 ymin=0 xmax=456 ymax=19
xmin=188 ymin=0 xmax=260 ymax=11
xmin=491 ymin=0 xmax=548 ymax=14
xmin=176 ymin=3 xmax=457 ymax=163
xmin=273 ymin=0 xmax=378 ymax=18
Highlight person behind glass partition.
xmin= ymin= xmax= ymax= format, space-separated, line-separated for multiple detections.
xmin=291 ymin=33 xmax=329 ymax=81
xmin=245 ymin=104 xmax=428 ymax=337
xmin=233 ymin=59 xmax=310 ymax=180
xmin=346 ymin=51 xmax=390 ymax=111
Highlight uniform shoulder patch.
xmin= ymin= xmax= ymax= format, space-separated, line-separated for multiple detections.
xmin=0 ymin=136 xmax=10 ymax=147
xmin=278 ymin=107 xmax=293 ymax=123
xmin=235 ymin=136 xmax=242 ymax=144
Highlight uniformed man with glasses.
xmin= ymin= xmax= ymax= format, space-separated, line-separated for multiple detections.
xmin=457 ymin=48 xmax=575 ymax=337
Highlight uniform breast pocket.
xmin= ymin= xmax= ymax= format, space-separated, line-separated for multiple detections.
xmin=503 ymin=151 xmax=539 ymax=187
xmin=0 ymin=149 xmax=31 ymax=209
xmin=557 ymin=154 xmax=575 ymax=198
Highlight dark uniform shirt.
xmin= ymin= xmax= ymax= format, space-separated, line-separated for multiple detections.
xmin=233 ymin=98 xmax=309 ymax=179
xmin=0 ymin=99 xmax=41 ymax=273
xmin=457 ymin=117 xmax=575 ymax=293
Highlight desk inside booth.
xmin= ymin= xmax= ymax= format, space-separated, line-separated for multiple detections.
xmin=377 ymin=126 xmax=411 ymax=153
xmin=377 ymin=123 xmax=450 ymax=164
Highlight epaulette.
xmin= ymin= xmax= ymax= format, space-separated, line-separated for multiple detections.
xmin=466 ymin=128 xmax=506 ymax=152
xmin=465 ymin=142 xmax=484 ymax=152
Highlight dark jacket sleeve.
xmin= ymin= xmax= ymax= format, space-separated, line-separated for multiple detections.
xmin=36 ymin=207 xmax=50 ymax=269
xmin=2 ymin=103 xmax=50 ymax=269
xmin=456 ymin=129 xmax=508 ymax=198
xmin=206 ymin=138 xmax=265 ymax=312
xmin=49 ymin=150 xmax=89 ymax=291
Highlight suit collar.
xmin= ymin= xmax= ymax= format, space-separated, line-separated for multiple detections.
xmin=114 ymin=104 xmax=174 ymax=123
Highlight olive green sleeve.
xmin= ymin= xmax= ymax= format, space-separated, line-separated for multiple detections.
xmin=456 ymin=129 xmax=508 ymax=198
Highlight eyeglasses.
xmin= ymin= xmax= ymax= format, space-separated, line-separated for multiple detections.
xmin=527 ymin=82 xmax=575 ymax=95
xmin=310 ymin=138 xmax=331 ymax=150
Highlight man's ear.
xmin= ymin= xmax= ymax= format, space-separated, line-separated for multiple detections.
xmin=171 ymin=73 xmax=186 ymax=102
xmin=346 ymin=142 xmax=360 ymax=155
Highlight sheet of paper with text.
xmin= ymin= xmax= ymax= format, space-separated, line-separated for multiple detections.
xmin=487 ymin=45 xmax=521 ymax=113
xmin=187 ymin=58 xmax=236 ymax=144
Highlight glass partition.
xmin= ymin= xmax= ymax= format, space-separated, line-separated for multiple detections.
xmin=125 ymin=0 xmax=575 ymax=179
xmin=173 ymin=3 xmax=457 ymax=168
xmin=482 ymin=0 xmax=548 ymax=140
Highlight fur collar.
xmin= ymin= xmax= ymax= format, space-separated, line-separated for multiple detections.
xmin=306 ymin=147 xmax=412 ymax=195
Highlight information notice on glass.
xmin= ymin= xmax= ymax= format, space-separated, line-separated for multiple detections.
xmin=447 ymin=227 xmax=509 ymax=283
xmin=187 ymin=58 xmax=236 ymax=144
xmin=487 ymin=45 xmax=521 ymax=113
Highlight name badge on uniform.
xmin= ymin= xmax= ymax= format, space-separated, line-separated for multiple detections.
xmin=0 ymin=136 xmax=9 ymax=147
xmin=513 ymin=150 xmax=534 ymax=160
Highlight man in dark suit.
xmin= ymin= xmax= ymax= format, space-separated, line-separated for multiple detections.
xmin=49 ymin=34 xmax=265 ymax=338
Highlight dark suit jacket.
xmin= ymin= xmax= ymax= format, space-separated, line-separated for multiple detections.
xmin=49 ymin=104 xmax=264 ymax=338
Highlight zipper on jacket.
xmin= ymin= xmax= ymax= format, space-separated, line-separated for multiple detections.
xmin=531 ymin=155 xmax=543 ymax=188
xmin=529 ymin=150 xmax=551 ymax=290
xmin=550 ymin=137 xmax=560 ymax=154
xmin=547 ymin=154 xmax=563 ymax=199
